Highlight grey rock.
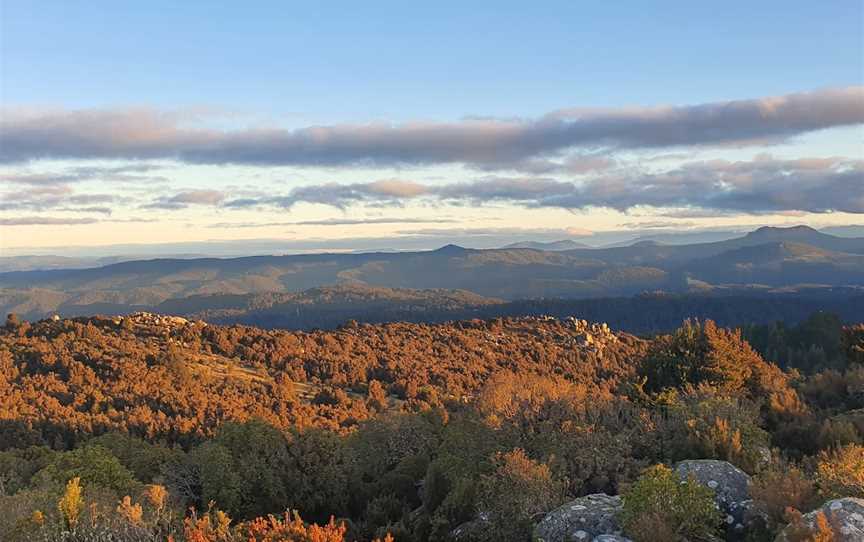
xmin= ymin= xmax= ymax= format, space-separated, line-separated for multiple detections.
xmin=775 ymin=498 xmax=864 ymax=542
xmin=451 ymin=512 xmax=489 ymax=541
xmin=533 ymin=494 xmax=624 ymax=542
xmin=675 ymin=460 xmax=754 ymax=538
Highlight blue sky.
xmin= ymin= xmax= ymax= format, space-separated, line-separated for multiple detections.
xmin=1 ymin=1 xmax=862 ymax=254
xmin=4 ymin=1 xmax=862 ymax=118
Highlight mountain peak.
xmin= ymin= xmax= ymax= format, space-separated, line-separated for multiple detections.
xmin=748 ymin=225 xmax=820 ymax=238
xmin=630 ymin=240 xmax=663 ymax=247
xmin=433 ymin=244 xmax=468 ymax=255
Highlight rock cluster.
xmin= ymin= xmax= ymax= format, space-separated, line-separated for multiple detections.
xmin=566 ymin=317 xmax=618 ymax=350
xmin=114 ymin=312 xmax=191 ymax=328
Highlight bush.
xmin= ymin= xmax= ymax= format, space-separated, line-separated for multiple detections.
xmin=476 ymin=449 xmax=566 ymax=542
xmin=662 ymin=387 xmax=770 ymax=473
xmin=816 ymin=443 xmax=864 ymax=498
xmin=750 ymin=463 xmax=819 ymax=532
xmin=620 ymin=464 xmax=722 ymax=542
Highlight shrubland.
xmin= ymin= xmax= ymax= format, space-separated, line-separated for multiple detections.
xmin=0 ymin=311 xmax=862 ymax=541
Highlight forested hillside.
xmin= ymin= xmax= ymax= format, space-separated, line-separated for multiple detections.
xmin=1 ymin=312 xmax=863 ymax=541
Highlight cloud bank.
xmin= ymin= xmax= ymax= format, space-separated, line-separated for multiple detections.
xmin=222 ymin=156 xmax=864 ymax=214
xmin=2 ymin=87 xmax=861 ymax=167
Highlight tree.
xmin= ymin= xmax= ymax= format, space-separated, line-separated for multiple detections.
xmin=640 ymin=320 xmax=761 ymax=393
xmin=36 ymin=445 xmax=138 ymax=494
xmin=843 ymin=324 xmax=864 ymax=366
xmin=190 ymin=419 xmax=296 ymax=520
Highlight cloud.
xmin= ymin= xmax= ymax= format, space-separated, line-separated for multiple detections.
xmin=144 ymin=190 xmax=226 ymax=209
xmin=0 ymin=185 xmax=123 ymax=212
xmin=58 ymin=206 xmax=113 ymax=215
xmin=2 ymin=164 xmax=167 ymax=185
xmin=2 ymin=87 xmax=861 ymax=167
xmin=205 ymin=217 xmax=458 ymax=228
xmin=225 ymin=179 xmax=430 ymax=209
xmin=0 ymin=217 xmax=101 ymax=226
xmin=206 ymin=221 xmax=301 ymax=229
xmin=292 ymin=217 xmax=458 ymax=226
xmin=0 ymin=216 xmax=157 ymax=226
xmin=219 ymin=155 xmax=864 ymax=214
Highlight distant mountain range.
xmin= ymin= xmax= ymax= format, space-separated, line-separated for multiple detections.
xmin=2 ymin=225 xmax=863 ymax=321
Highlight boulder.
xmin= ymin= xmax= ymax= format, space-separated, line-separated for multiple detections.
xmin=533 ymin=494 xmax=625 ymax=541
xmin=675 ymin=460 xmax=754 ymax=537
xmin=451 ymin=513 xmax=489 ymax=541
xmin=775 ymin=498 xmax=864 ymax=542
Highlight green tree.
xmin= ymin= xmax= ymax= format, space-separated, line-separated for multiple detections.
xmin=641 ymin=320 xmax=762 ymax=394
xmin=35 ymin=445 xmax=138 ymax=493
xmin=191 ymin=419 xmax=295 ymax=519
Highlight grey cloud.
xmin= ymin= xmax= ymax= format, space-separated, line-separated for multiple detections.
xmin=0 ymin=217 xmax=101 ymax=226
xmin=292 ymin=217 xmax=457 ymax=226
xmin=526 ymin=157 xmax=864 ymax=214
xmin=58 ymin=206 xmax=113 ymax=215
xmin=206 ymin=221 xmax=299 ymax=229
xmin=2 ymin=164 xmax=168 ymax=185
xmin=0 ymin=216 xmax=156 ymax=226
xmin=205 ymin=217 xmax=457 ymax=228
xmin=2 ymin=87 xmax=861 ymax=166
xmin=476 ymin=154 xmax=617 ymax=175
xmin=225 ymin=180 xmax=429 ymax=209
xmin=221 ymin=156 xmax=863 ymax=214
xmin=0 ymin=186 xmax=123 ymax=212
xmin=144 ymin=190 xmax=226 ymax=210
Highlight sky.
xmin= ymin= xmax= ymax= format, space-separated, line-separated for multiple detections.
xmin=1 ymin=1 xmax=863 ymax=255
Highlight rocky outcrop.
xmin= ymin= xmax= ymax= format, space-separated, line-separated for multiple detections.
xmin=675 ymin=460 xmax=756 ymax=538
xmin=567 ymin=317 xmax=619 ymax=352
xmin=533 ymin=494 xmax=628 ymax=541
xmin=775 ymin=498 xmax=864 ymax=541
xmin=114 ymin=311 xmax=191 ymax=328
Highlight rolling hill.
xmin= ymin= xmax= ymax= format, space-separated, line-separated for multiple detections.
xmin=2 ymin=226 xmax=862 ymax=321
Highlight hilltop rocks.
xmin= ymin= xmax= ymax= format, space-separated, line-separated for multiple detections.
xmin=566 ymin=317 xmax=618 ymax=351
xmin=114 ymin=312 xmax=193 ymax=328
xmin=675 ymin=460 xmax=756 ymax=537
xmin=775 ymin=498 xmax=864 ymax=541
xmin=533 ymin=494 xmax=627 ymax=541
